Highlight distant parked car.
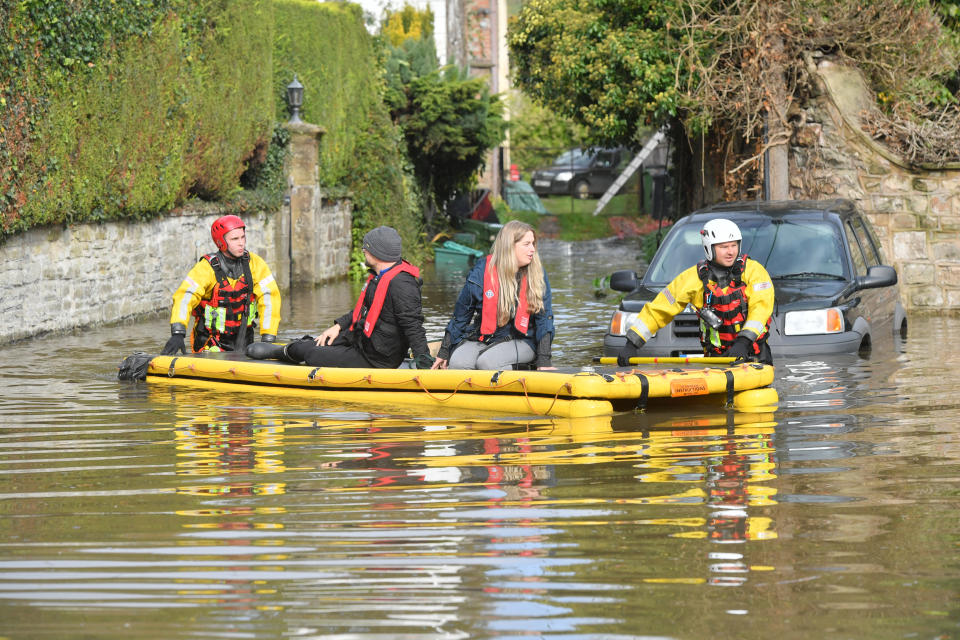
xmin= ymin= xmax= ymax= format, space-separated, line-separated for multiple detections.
xmin=602 ymin=199 xmax=907 ymax=358
xmin=531 ymin=147 xmax=625 ymax=199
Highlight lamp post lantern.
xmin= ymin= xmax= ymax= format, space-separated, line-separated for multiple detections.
xmin=286 ymin=74 xmax=304 ymax=124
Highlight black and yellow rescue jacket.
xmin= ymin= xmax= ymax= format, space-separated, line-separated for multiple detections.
xmin=169 ymin=251 xmax=281 ymax=352
xmin=627 ymin=255 xmax=774 ymax=357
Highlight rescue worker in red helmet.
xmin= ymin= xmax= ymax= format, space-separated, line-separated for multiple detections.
xmin=617 ymin=218 xmax=774 ymax=365
xmin=247 ymin=225 xmax=432 ymax=369
xmin=161 ymin=215 xmax=282 ymax=355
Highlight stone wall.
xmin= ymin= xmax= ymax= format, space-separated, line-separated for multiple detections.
xmin=0 ymin=120 xmax=352 ymax=346
xmin=0 ymin=206 xmax=271 ymax=344
xmin=791 ymin=61 xmax=960 ymax=313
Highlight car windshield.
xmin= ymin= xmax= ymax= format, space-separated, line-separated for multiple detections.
xmin=646 ymin=218 xmax=848 ymax=283
xmin=551 ymin=148 xmax=593 ymax=169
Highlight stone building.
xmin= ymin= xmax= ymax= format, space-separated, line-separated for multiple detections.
xmin=676 ymin=59 xmax=960 ymax=314
xmin=447 ymin=0 xmax=509 ymax=198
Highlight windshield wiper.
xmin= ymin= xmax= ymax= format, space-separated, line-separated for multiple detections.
xmin=774 ymin=272 xmax=846 ymax=280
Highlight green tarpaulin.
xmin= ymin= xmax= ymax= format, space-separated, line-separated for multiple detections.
xmin=504 ymin=180 xmax=547 ymax=214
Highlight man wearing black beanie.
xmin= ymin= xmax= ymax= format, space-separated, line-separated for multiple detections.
xmin=248 ymin=226 xmax=434 ymax=369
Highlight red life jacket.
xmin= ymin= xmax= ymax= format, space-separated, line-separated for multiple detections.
xmin=479 ymin=256 xmax=530 ymax=342
xmin=192 ymin=253 xmax=255 ymax=351
xmin=349 ymin=261 xmax=420 ymax=337
xmin=696 ymin=255 xmax=770 ymax=357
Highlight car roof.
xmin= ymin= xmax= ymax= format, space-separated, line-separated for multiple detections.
xmin=554 ymin=146 xmax=623 ymax=159
xmin=571 ymin=146 xmax=623 ymax=153
xmin=679 ymin=198 xmax=859 ymax=225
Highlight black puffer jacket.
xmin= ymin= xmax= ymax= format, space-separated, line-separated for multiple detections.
xmin=334 ymin=265 xmax=430 ymax=368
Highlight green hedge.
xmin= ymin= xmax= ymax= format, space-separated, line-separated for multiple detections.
xmin=274 ymin=1 xmax=374 ymax=187
xmin=274 ymin=0 xmax=425 ymax=267
xmin=2 ymin=0 xmax=275 ymax=235
xmin=2 ymin=0 xmax=424 ymax=266
xmin=1 ymin=0 xmax=179 ymax=233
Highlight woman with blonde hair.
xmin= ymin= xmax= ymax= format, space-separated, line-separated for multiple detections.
xmin=433 ymin=220 xmax=555 ymax=370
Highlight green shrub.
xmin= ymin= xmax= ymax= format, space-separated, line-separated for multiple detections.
xmin=344 ymin=105 xmax=427 ymax=276
xmin=3 ymin=0 xmax=275 ymax=237
xmin=240 ymin=124 xmax=292 ymax=202
xmin=2 ymin=0 xmax=425 ymax=270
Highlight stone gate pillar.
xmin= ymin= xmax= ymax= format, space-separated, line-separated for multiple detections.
xmin=283 ymin=121 xmax=352 ymax=286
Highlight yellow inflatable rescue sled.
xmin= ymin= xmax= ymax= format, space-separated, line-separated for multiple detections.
xmin=119 ymin=351 xmax=777 ymax=418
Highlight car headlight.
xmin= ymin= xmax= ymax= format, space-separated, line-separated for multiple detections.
xmin=609 ymin=310 xmax=642 ymax=336
xmin=784 ymin=308 xmax=845 ymax=335
xmin=555 ymin=171 xmax=574 ymax=182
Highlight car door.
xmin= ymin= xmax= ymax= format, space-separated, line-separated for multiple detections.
xmin=849 ymin=215 xmax=898 ymax=341
xmin=842 ymin=216 xmax=890 ymax=347
xmin=590 ymin=150 xmax=620 ymax=194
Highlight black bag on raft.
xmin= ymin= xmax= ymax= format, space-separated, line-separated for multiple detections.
xmin=117 ymin=352 xmax=153 ymax=381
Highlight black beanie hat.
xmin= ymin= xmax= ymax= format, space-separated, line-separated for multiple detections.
xmin=362 ymin=226 xmax=402 ymax=262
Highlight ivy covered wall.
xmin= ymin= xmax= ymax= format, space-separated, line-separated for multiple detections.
xmin=0 ymin=0 xmax=421 ymax=263
xmin=1 ymin=0 xmax=274 ymax=236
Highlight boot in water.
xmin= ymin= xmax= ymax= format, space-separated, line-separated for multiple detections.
xmin=246 ymin=342 xmax=288 ymax=361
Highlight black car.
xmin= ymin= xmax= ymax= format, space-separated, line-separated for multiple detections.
xmin=602 ymin=199 xmax=907 ymax=358
xmin=531 ymin=147 xmax=625 ymax=199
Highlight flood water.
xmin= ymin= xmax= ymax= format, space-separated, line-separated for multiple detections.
xmin=1 ymin=238 xmax=957 ymax=639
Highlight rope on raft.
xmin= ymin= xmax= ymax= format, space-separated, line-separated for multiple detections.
xmin=163 ymin=360 xmax=578 ymax=417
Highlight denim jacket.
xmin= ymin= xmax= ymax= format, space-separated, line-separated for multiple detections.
xmin=438 ymin=257 xmax=555 ymax=367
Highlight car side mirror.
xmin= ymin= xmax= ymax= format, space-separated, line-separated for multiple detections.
xmin=855 ymin=265 xmax=897 ymax=291
xmin=609 ymin=270 xmax=639 ymax=292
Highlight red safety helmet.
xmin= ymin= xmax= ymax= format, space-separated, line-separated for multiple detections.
xmin=211 ymin=215 xmax=245 ymax=252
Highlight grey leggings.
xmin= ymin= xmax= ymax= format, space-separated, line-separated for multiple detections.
xmin=447 ymin=339 xmax=535 ymax=370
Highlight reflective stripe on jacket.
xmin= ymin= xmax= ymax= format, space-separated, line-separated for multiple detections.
xmin=696 ymin=257 xmax=772 ymax=356
xmin=169 ymin=250 xmax=282 ymax=351
xmin=627 ymin=257 xmax=774 ymax=352
xmin=192 ymin=253 xmax=255 ymax=351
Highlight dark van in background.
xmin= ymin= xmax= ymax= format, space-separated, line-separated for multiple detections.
xmin=531 ymin=147 xmax=625 ymax=199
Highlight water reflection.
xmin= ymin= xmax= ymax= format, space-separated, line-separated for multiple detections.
xmin=175 ymin=422 xmax=283 ymax=509
xmin=1 ymin=242 xmax=959 ymax=639
xmin=174 ymin=410 xmax=288 ymax=478
xmin=2 ymin=408 xmax=786 ymax=624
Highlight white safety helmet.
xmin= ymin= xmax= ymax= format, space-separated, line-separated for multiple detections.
xmin=700 ymin=218 xmax=742 ymax=261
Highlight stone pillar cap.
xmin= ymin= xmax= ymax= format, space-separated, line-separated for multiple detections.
xmin=284 ymin=121 xmax=325 ymax=138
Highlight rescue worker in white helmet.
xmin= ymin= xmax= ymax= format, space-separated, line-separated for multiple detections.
xmin=161 ymin=215 xmax=282 ymax=355
xmin=617 ymin=218 xmax=774 ymax=365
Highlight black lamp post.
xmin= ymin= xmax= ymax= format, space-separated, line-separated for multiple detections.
xmin=286 ymin=74 xmax=304 ymax=124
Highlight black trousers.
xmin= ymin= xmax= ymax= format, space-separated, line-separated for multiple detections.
xmin=286 ymin=336 xmax=373 ymax=368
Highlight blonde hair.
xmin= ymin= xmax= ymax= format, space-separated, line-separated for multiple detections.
xmin=489 ymin=220 xmax=546 ymax=326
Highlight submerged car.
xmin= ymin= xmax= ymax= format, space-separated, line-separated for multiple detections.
xmin=602 ymin=199 xmax=907 ymax=358
xmin=531 ymin=147 xmax=625 ymax=199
